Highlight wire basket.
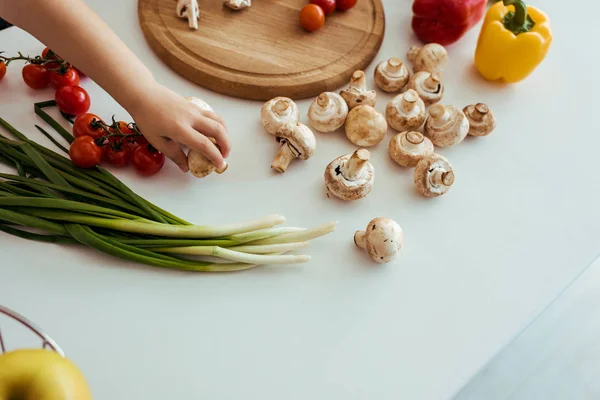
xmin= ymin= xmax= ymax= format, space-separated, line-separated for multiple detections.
xmin=0 ymin=305 xmax=64 ymax=357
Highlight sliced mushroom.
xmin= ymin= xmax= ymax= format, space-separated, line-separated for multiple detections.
xmin=407 ymin=71 xmax=444 ymax=106
xmin=345 ymin=105 xmax=388 ymax=147
xmin=271 ymin=121 xmax=316 ymax=173
xmin=374 ymin=58 xmax=410 ymax=93
xmin=308 ymin=92 xmax=349 ymax=133
xmin=388 ymin=131 xmax=434 ymax=168
xmin=324 ymin=149 xmax=374 ymax=201
xmin=354 ymin=218 xmax=403 ymax=264
xmin=223 ymin=0 xmax=251 ymax=10
xmin=385 ymin=89 xmax=426 ymax=132
xmin=414 ymin=154 xmax=455 ymax=198
xmin=340 ymin=70 xmax=377 ymax=110
xmin=406 ymin=44 xmax=448 ymax=74
xmin=261 ymin=97 xmax=300 ymax=135
xmin=424 ymin=104 xmax=469 ymax=147
xmin=176 ymin=0 xmax=200 ymax=30
xmin=463 ymin=103 xmax=496 ymax=137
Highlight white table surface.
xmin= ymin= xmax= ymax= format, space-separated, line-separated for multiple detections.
xmin=1 ymin=1 xmax=599 ymax=399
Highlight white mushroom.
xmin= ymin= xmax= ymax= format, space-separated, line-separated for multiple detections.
xmin=374 ymin=58 xmax=410 ymax=92
xmin=463 ymin=103 xmax=496 ymax=137
xmin=324 ymin=149 xmax=374 ymax=201
xmin=424 ymin=104 xmax=469 ymax=147
xmin=271 ymin=121 xmax=316 ymax=173
xmin=388 ymin=131 xmax=434 ymax=168
xmin=223 ymin=0 xmax=251 ymax=10
xmin=340 ymin=70 xmax=377 ymax=110
xmin=261 ymin=97 xmax=300 ymax=135
xmin=345 ymin=105 xmax=388 ymax=147
xmin=185 ymin=96 xmax=213 ymax=112
xmin=176 ymin=0 xmax=200 ymax=30
xmin=407 ymin=71 xmax=444 ymax=106
xmin=406 ymin=44 xmax=448 ymax=74
xmin=308 ymin=92 xmax=349 ymax=132
xmin=354 ymin=218 xmax=403 ymax=264
xmin=385 ymin=89 xmax=426 ymax=132
xmin=414 ymin=154 xmax=455 ymax=198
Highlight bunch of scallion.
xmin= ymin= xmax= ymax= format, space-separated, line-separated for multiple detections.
xmin=0 ymin=102 xmax=335 ymax=272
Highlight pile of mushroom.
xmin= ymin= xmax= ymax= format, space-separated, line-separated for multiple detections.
xmin=386 ymin=89 xmax=426 ymax=132
xmin=261 ymin=97 xmax=300 ymax=135
xmin=406 ymin=44 xmax=448 ymax=74
xmin=223 ymin=0 xmax=251 ymax=10
xmin=176 ymin=0 xmax=200 ymax=30
xmin=463 ymin=103 xmax=496 ymax=137
xmin=325 ymin=149 xmax=374 ymax=201
xmin=388 ymin=131 xmax=434 ymax=168
xmin=374 ymin=58 xmax=410 ymax=93
xmin=414 ymin=154 xmax=455 ymax=198
xmin=424 ymin=104 xmax=470 ymax=147
xmin=354 ymin=218 xmax=403 ymax=264
xmin=340 ymin=70 xmax=377 ymax=109
xmin=407 ymin=71 xmax=444 ymax=106
xmin=308 ymin=92 xmax=349 ymax=133
xmin=271 ymin=121 xmax=316 ymax=173
xmin=345 ymin=105 xmax=387 ymax=147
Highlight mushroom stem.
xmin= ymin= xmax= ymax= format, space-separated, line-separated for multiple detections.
xmin=429 ymin=104 xmax=451 ymax=123
xmin=471 ymin=103 xmax=489 ymax=121
xmin=350 ymin=70 xmax=367 ymax=91
xmin=430 ymin=168 xmax=455 ymax=187
xmin=354 ymin=230 xmax=367 ymax=249
xmin=407 ymin=46 xmax=421 ymax=63
xmin=424 ymin=73 xmax=442 ymax=91
xmin=341 ymin=149 xmax=370 ymax=181
xmin=402 ymin=131 xmax=425 ymax=152
xmin=271 ymin=144 xmax=296 ymax=173
xmin=273 ymin=99 xmax=291 ymax=116
xmin=316 ymin=93 xmax=331 ymax=108
xmin=401 ymin=91 xmax=419 ymax=113
xmin=387 ymin=58 xmax=404 ymax=72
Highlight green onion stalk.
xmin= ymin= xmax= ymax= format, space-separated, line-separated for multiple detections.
xmin=0 ymin=104 xmax=336 ymax=271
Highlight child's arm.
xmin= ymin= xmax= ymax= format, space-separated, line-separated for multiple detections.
xmin=0 ymin=0 xmax=229 ymax=172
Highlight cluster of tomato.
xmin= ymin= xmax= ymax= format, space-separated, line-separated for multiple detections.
xmin=299 ymin=0 xmax=358 ymax=32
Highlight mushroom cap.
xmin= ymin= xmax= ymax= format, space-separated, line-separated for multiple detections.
xmin=424 ymin=104 xmax=470 ymax=147
xmin=414 ymin=154 xmax=455 ymax=197
xmin=407 ymin=71 xmax=444 ymax=106
xmin=308 ymin=92 xmax=349 ymax=133
xmin=261 ymin=97 xmax=300 ymax=135
xmin=374 ymin=58 xmax=410 ymax=92
xmin=275 ymin=121 xmax=316 ymax=160
xmin=358 ymin=218 xmax=403 ymax=263
xmin=345 ymin=105 xmax=388 ymax=147
xmin=385 ymin=89 xmax=426 ymax=132
xmin=176 ymin=0 xmax=198 ymax=16
xmin=388 ymin=131 xmax=434 ymax=168
xmin=223 ymin=0 xmax=251 ymax=9
xmin=324 ymin=151 xmax=374 ymax=201
xmin=185 ymin=96 xmax=214 ymax=112
xmin=407 ymin=43 xmax=448 ymax=74
xmin=340 ymin=71 xmax=377 ymax=109
xmin=188 ymin=146 xmax=228 ymax=178
xmin=463 ymin=103 xmax=496 ymax=137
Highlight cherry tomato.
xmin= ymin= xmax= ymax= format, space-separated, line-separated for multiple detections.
xmin=22 ymin=64 xmax=50 ymax=89
xmin=41 ymin=47 xmax=59 ymax=59
xmin=0 ymin=62 xmax=6 ymax=81
xmin=73 ymin=113 xmax=105 ymax=139
xmin=300 ymin=4 xmax=325 ymax=32
xmin=104 ymin=140 xmax=132 ymax=167
xmin=310 ymin=0 xmax=335 ymax=15
xmin=132 ymin=144 xmax=165 ymax=176
xmin=55 ymin=85 xmax=91 ymax=117
xmin=336 ymin=0 xmax=357 ymax=10
xmin=110 ymin=121 xmax=134 ymax=136
xmin=69 ymin=136 xmax=103 ymax=169
xmin=49 ymin=67 xmax=80 ymax=89
xmin=73 ymin=67 xmax=86 ymax=78
xmin=129 ymin=134 xmax=149 ymax=151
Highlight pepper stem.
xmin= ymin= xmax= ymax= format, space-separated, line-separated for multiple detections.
xmin=503 ymin=0 xmax=535 ymax=35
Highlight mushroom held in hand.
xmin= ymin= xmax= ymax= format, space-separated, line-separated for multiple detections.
xmin=185 ymin=96 xmax=213 ymax=112
xmin=271 ymin=122 xmax=316 ymax=173
xmin=324 ymin=149 xmax=374 ymax=201
xmin=407 ymin=71 xmax=444 ymax=106
xmin=308 ymin=92 xmax=349 ymax=132
xmin=176 ymin=0 xmax=200 ymax=30
xmin=261 ymin=97 xmax=300 ymax=135
xmin=424 ymin=104 xmax=469 ymax=147
xmin=345 ymin=105 xmax=388 ymax=147
xmin=385 ymin=89 xmax=426 ymax=132
xmin=463 ymin=103 xmax=496 ymax=137
xmin=374 ymin=58 xmax=410 ymax=92
xmin=388 ymin=131 xmax=434 ymax=168
xmin=414 ymin=154 xmax=455 ymax=197
xmin=354 ymin=218 xmax=403 ymax=264
xmin=224 ymin=0 xmax=251 ymax=10
xmin=406 ymin=44 xmax=448 ymax=74
xmin=340 ymin=70 xmax=377 ymax=109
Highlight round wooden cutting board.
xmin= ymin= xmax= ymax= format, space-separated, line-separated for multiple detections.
xmin=138 ymin=0 xmax=385 ymax=101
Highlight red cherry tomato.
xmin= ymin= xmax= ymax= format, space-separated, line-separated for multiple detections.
xmin=49 ymin=67 xmax=80 ymax=89
xmin=129 ymin=134 xmax=149 ymax=151
xmin=73 ymin=113 xmax=105 ymax=139
xmin=336 ymin=0 xmax=357 ymax=10
xmin=41 ymin=47 xmax=60 ymax=59
xmin=131 ymin=144 xmax=165 ymax=176
xmin=22 ymin=64 xmax=50 ymax=89
xmin=55 ymin=85 xmax=91 ymax=117
xmin=69 ymin=136 xmax=103 ymax=169
xmin=310 ymin=0 xmax=335 ymax=15
xmin=104 ymin=140 xmax=132 ymax=167
xmin=300 ymin=4 xmax=325 ymax=32
xmin=0 ymin=62 xmax=6 ymax=81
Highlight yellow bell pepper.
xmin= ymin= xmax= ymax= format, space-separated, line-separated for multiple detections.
xmin=474 ymin=0 xmax=552 ymax=83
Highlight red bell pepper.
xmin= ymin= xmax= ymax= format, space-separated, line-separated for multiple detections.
xmin=411 ymin=0 xmax=487 ymax=46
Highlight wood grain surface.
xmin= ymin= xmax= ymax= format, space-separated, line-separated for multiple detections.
xmin=138 ymin=0 xmax=385 ymax=101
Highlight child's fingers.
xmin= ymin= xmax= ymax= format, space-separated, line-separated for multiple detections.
xmin=193 ymin=116 xmax=231 ymax=158
xmin=150 ymin=136 xmax=189 ymax=173
xmin=179 ymin=127 xmax=226 ymax=170
xmin=201 ymin=111 xmax=227 ymax=129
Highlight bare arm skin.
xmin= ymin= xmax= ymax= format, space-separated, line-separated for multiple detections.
xmin=0 ymin=0 xmax=230 ymax=172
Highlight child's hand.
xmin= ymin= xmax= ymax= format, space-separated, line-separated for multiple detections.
xmin=128 ymin=83 xmax=230 ymax=173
